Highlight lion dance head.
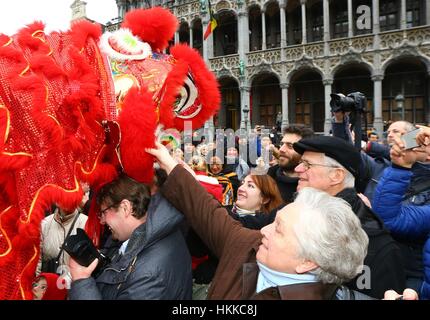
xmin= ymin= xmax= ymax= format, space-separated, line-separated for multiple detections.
xmin=0 ymin=7 xmax=220 ymax=299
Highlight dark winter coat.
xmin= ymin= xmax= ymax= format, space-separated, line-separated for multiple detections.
xmin=337 ymin=188 xmax=405 ymax=299
xmin=69 ymin=193 xmax=192 ymax=300
xmin=372 ymin=164 xmax=430 ymax=299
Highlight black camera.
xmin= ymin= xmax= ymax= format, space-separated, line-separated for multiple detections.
xmin=330 ymin=92 xmax=368 ymax=151
xmin=62 ymin=228 xmax=110 ymax=274
xmin=330 ymin=92 xmax=367 ymax=113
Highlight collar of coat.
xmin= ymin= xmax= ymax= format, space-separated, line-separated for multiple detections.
xmin=242 ymin=262 xmax=338 ymax=300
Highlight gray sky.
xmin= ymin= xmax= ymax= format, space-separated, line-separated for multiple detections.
xmin=0 ymin=0 xmax=118 ymax=35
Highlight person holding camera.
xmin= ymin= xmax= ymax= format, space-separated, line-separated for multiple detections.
xmin=36 ymin=187 xmax=89 ymax=276
xmin=67 ymin=174 xmax=192 ymax=300
xmin=372 ymin=132 xmax=430 ymax=299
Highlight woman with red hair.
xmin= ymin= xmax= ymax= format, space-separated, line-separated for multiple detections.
xmin=229 ymin=174 xmax=284 ymax=230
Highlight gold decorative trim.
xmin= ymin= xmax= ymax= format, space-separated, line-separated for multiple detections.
xmin=21 ymin=176 xmax=80 ymax=224
xmin=31 ymin=30 xmax=46 ymax=43
xmin=0 ymin=105 xmax=10 ymax=144
xmin=0 ymin=206 xmax=13 ymax=257
xmin=19 ymin=244 xmax=38 ymax=300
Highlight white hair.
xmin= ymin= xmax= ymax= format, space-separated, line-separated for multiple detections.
xmin=396 ymin=120 xmax=415 ymax=132
xmin=323 ymin=155 xmax=355 ymax=188
xmin=292 ymin=187 xmax=368 ymax=284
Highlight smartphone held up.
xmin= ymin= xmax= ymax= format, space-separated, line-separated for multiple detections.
xmin=401 ymin=129 xmax=421 ymax=150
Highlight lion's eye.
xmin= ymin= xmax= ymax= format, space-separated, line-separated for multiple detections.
xmin=174 ymin=74 xmax=202 ymax=119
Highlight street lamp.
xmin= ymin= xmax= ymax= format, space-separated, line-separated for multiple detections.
xmin=395 ymin=93 xmax=405 ymax=120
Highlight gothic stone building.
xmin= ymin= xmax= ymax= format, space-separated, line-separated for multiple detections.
xmin=113 ymin=0 xmax=430 ymax=135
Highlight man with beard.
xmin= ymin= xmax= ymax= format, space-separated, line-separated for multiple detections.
xmin=267 ymin=125 xmax=314 ymax=203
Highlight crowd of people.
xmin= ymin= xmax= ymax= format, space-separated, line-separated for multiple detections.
xmin=32 ymin=117 xmax=430 ymax=301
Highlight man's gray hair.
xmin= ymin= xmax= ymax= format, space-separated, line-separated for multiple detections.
xmin=323 ymin=156 xmax=355 ymax=188
xmin=396 ymin=120 xmax=415 ymax=132
xmin=293 ymin=187 xmax=368 ymax=284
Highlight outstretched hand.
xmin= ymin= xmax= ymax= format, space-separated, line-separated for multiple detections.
xmin=146 ymin=142 xmax=178 ymax=175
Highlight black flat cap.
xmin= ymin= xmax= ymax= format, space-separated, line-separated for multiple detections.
xmin=293 ymin=136 xmax=361 ymax=178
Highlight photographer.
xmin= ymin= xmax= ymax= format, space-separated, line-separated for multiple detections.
xmin=330 ymin=93 xmax=415 ymax=201
xmin=372 ymin=132 xmax=430 ymax=299
xmin=68 ymin=174 xmax=192 ymax=300
xmin=37 ymin=189 xmax=89 ymax=276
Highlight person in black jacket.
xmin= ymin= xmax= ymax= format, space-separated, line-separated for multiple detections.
xmin=292 ymin=135 xmax=406 ymax=299
xmin=68 ymin=174 xmax=192 ymax=300
xmin=267 ymin=125 xmax=314 ymax=203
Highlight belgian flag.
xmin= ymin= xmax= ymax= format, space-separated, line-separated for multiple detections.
xmin=203 ymin=0 xmax=217 ymax=40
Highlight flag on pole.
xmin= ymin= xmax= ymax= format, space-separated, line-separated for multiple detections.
xmin=203 ymin=0 xmax=217 ymax=40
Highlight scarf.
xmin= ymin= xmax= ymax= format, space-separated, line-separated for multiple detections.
xmin=256 ymin=261 xmax=318 ymax=293
xmin=232 ymin=204 xmax=257 ymax=217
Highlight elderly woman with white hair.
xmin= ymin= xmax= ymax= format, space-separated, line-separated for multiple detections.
xmin=146 ymin=142 xmax=378 ymax=300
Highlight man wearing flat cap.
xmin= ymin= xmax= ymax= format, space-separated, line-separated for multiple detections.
xmin=292 ymin=136 xmax=405 ymax=299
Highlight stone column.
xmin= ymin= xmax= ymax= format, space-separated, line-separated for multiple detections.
xmin=240 ymin=86 xmax=251 ymax=131
xmin=427 ymin=1 xmax=430 ymax=25
xmin=238 ymin=9 xmax=249 ymax=58
xmin=323 ymin=0 xmax=330 ymax=55
xmin=280 ymin=2 xmax=287 ymax=47
xmin=400 ymin=0 xmax=407 ymax=30
xmin=116 ymin=0 xmax=126 ymax=19
xmin=203 ymin=15 xmax=214 ymax=138
xmin=189 ymin=26 xmax=194 ymax=48
xmin=174 ymin=31 xmax=179 ymax=44
xmin=301 ymin=0 xmax=307 ymax=44
xmin=280 ymin=83 xmax=290 ymax=131
xmin=372 ymin=0 xmax=380 ymax=34
xmin=323 ymin=78 xmax=333 ymax=135
xmin=372 ymin=0 xmax=380 ymax=49
xmin=262 ymin=10 xmax=267 ymax=50
xmin=323 ymin=0 xmax=330 ymax=41
xmin=372 ymin=74 xmax=384 ymax=135
xmin=347 ymin=0 xmax=353 ymax=38
xmin=202 ymin=19 xmax=214 ymax=59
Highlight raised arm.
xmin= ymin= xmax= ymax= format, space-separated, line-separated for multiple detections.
xmin=146 ymin=142 xmax=258 ymax=258
xmin=372 ymin=136 xmax=430 ymax=237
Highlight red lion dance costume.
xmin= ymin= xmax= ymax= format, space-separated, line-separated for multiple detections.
xmin=0 ymin=7 xmax=220 ymax=299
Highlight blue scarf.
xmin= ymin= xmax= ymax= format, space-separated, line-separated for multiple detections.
xmin=256 ymin=261 xmax=318 ymax=293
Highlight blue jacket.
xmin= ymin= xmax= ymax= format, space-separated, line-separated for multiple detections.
xmin=372 ymin=165 xmax=430 ymax=299
xmin=69 ymin=193 xmax=192 ymax=300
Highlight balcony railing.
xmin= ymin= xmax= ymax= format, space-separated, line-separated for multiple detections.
xmin=208 ymin=54 xmax=240 ymax=71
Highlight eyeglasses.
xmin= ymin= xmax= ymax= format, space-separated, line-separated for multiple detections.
xmin=298 ymin=159 xmax=341 ymax=171
xmin=97 ymin=203 xmax=117 ymax=219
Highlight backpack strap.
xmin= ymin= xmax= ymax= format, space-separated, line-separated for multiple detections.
xmin=403 ymin=179 xmax=430 ymax=200
xmin=56 ymin=212 xmax=80 ymax=262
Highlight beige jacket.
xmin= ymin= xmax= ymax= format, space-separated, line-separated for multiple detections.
xmin=36 ymin=209 xmax=88 ymax=275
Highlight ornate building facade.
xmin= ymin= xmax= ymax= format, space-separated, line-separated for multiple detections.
xmin=112 ymin=0 xmax=430 ymax=135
